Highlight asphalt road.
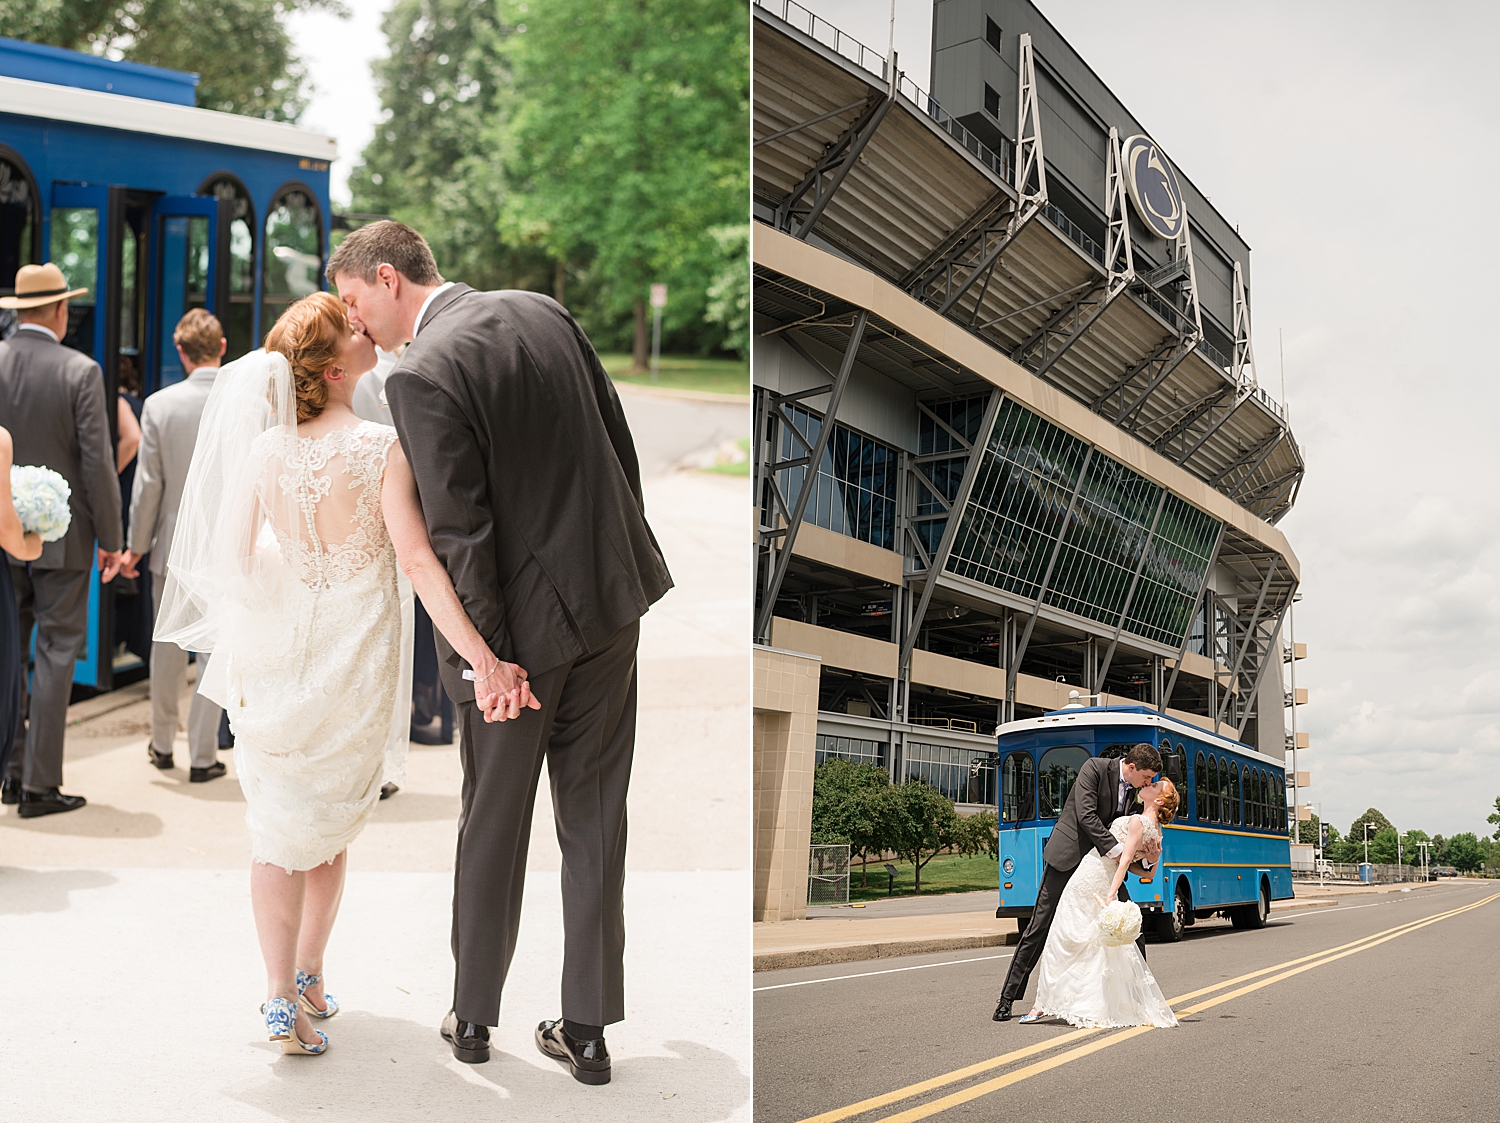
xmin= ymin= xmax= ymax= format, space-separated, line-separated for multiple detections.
xmin=754 ymin=881 xmax=1500 ymax=1123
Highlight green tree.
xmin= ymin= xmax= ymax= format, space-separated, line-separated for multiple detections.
xmin=885 ymin=779 xmax=963 ymax=894
xmin=1347 ymin=808 xmax=1395 ymax=861
xmin=1401 ymin=829 xmax=1430 ymax=869
xmin=1297 ymin=812 xmax=1321 ymax=845
xmin=0 ymin=0 xmax=345 ymax=121
xmin=1447 ymin=832 xmax=1483 ymax=874
xmin=1431 ymin=834 xmax=1448 ymax=866
xmin=499 ymin=0 xmax=748 ymax=365
xmin=955 ymin=809 xmax=999 ymax=860
xmin=1368 ymin=827 xmax=1399 ymax=865
xmin=1487 ymin=795 xmax=1500 ymax=842
xmin=704 ymin=223 xmax=748 ymax=358
xmin=349 ymin=0 xmax=552 ymax=294
xmin=810 ymin=757 xmax=891 ymax=888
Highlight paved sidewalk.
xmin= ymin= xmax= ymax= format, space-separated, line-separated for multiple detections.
xmin=753 ymin=878 xmax=1450 ymax=971
xmin=0 ymin=424 xmax=751 ymax=1123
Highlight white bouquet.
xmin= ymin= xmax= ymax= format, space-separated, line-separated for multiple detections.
xmin=10 ymin=465 xmax=72 ymax=542
xmin=1098 ymin=899 xmax=1143 ymax=947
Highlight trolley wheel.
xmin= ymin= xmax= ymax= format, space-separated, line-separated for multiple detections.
xmin=1231 ymin=883 xmax=1270 ymax=930
xmin=1157 ymin=884 xmax=1189 ymax=942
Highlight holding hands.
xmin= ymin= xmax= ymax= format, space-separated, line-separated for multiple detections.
xmin=466 ymin=657 xmax=541 ymax=723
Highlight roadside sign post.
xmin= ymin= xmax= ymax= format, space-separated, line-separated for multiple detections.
xmin=649 ymin=283 xmax=667 ymax=384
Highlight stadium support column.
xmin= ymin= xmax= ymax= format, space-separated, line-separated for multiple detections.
xmin=1096 ymin=488 xmax=1169 ymax=689
xmin=896 ymin=390 xmax=1004 ymax=716
xmin=921 ymin=33 xmax=1048 ymax=322
xmin=1215 ymin=560 xmax=1278 ymax=734
xmin=1161 ymin=521 xmax=1226 ymax=712
xmin=754 ymin=312 xmax=869 ymax=644
xmin=1006 ymin=448 xmax=1096 ymax=716
xmin=777 ymin=52 xmax=898 ymax=241
xmin=1012 ymin=128 xmax=1134 ymax=382
xmin=1236 ymin=587 xmax=1296 ymax=739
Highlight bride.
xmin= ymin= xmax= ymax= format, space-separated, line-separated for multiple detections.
xmin=1020 ymin=778 xmax=1181 ymax=1029
xmin=156 ymin=291 xmax=537 ymax=1055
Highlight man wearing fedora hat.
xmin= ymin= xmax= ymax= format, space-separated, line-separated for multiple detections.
xmin=0 ymin=262 xmax=124 ymax=818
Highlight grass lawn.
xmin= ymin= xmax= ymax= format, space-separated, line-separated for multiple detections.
xmin=845 ymin=851 xmax=999 ymax=902
xmin=600 ymin=352 xmax=749 ymax=397
xmin=705 ymin=436 xmax=751 ymax=476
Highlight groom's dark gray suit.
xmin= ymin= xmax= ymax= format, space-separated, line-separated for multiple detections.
xmin=386 ymin=284 xmax=672 ymax=1029
xmin=1000 ymin=755 xmax=1146 ymax=1004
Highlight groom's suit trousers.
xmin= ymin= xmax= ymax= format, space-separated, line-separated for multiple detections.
xmin=450 ymin=620 xmax=639 ymax=1029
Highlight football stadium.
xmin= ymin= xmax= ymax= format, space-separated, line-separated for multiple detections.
xmin=752 ymin=0 xmax=1307 ymax=919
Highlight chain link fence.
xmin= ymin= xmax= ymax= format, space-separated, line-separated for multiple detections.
xmin=808 ymin=845 xmax=850 ymax=906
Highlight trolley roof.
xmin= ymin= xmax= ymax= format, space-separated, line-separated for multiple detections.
xmin=996 ymin=704 xmax=1287 ymax=768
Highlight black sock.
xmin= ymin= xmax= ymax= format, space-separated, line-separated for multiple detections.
xmin=564 ymin=1019 xmax=604 ymax=1041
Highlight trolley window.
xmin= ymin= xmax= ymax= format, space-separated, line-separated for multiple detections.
xmin=261 ymin=183 xmax=323 ymax=336
xmin=1194 ymin=750 xmax=1208 ymax=822
xmin=1230 ymin=761 xmax=1241 ymax=827
xmin=201 ymin=174 xmax=256 ymax=359
xmin=1207 ymin=753 xmax=1220 ymax=823
xmin=1218 ymin=757 xmax=1230 ymax=828
xmin=1037 ymin=745 xmax=1090 ymax=819
xmin=1001 ymin=751 xmax=1035 ymax=823
xmin=0 ymin=147 xmax=40 ymax=321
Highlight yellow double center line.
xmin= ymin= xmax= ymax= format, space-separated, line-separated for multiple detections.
xmin=797 ymin=890 xmax=1500 ymax=1123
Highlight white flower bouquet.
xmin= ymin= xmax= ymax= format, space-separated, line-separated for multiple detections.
xmin=11 ymin=465 xmax=72 ymax=542
xmin=1098 ymin=899 xmax=1143 ymax=947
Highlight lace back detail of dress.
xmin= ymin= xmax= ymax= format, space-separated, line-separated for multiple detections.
xmin=1109 ymin=814 xmax=1161 ymax=848
xmin=263 ymin=422 xmax=397 ymax=591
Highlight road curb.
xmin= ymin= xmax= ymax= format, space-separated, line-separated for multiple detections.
xmin=754 ymin=933 xmax=1014 ymax=972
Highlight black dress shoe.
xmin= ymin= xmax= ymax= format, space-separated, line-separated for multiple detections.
xmin=147 ymin=746 xmax=173 ymax=770
xmin=1 ymin=777 xmax=18 ymax=805
xmin=17 ymin=787 xmax=87 ymax=818
xmin=379 ymin=782 xmax=399 ymax=800
xmin=536 ymin=1019 xmax=611 ymax=1085
xmin=440 ymin=1010 xmax=490 ymax=1064
xmin=190 ymin=761 xmax=227 ymax=783
xmin=993 ymin=997 xmax=1013 ymax=1022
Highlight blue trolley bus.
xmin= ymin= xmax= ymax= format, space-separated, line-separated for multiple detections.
xmin=0 ymin=36 xmax=335 ymax=691
xmin=996 ymin=702 xmax=1293 ymax=941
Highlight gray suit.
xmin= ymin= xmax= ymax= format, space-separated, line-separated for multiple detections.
xmin=129 ymin=367 xmax=222 ymax=769
xmin=1001 ymin=755 xmax=1146 ymax=1002
xmin=386 ymin=285 xmax=672 ymax=1030
xmin=0 ymin=327 xmax=122 ymax=791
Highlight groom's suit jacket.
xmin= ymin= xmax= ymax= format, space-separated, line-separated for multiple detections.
xmin=386 ymin=285 xmax=673 ymax=678
xmin=1042 ymin=755 xmax=1128 ymax=873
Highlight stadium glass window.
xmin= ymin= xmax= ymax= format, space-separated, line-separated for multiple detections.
xmin=1194 ymin=751 xmax=1207 ymax=822
xmin=199 ymin=174 xmax=256 ymax=359
xmin=1218 ymin=757 xmax=1230 ymax=828
xmin=1230 ymin=762 xmax=1241 ymax=827
xmin=942 ymin=397 xmax=1221 ymax=651
xmin=913 ymin=396 xmax=986 ymax=558
xmin=986 ymin=17 xmax=1003 ymax=54
xmin=0 ymin=146 xmax=40 ymax=332
xmin=984 ymin=83 xmax=1001 ymax=119
xmin=906 ymin=742 xmax=997 ymax=805
xmin=815 ymin=733 xmax=885 ymax=769
xmin=1037 ymin=745 xmax=1090 ymax=818
xmin=776 ymin=403 xmax=897 ymax=551
xmin=261 ymin=183 xmax=323 ymax=340
xmin=1001 ymin=751 xmax=1035 ymax=822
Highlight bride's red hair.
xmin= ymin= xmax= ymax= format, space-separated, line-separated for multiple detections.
xmin=264 ymin=291 xmax=350 ymax=423
xmin=1153 ymin=778 xmax=1180 ymax=825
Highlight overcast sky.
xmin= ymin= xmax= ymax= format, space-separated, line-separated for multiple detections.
xmin=287 ymin=2 xmax=389 ymax=206
xmin=793 ymin=1 xmax=1500 ymax=840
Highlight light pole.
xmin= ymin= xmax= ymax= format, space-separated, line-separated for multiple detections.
xmin=1416 ymin=840 xmax=1432 ymax=883
xmin=1363 ymin=822 xmax=1374 ymax=866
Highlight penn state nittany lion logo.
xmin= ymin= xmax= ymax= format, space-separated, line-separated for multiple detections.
xmin=1122 ymin=134 xmax=1184 ymax=241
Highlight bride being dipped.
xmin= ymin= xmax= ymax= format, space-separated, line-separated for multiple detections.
xmin=155 ymin=292 xmax=536 ymax=1056
xmin=1020 ymin=777 xmax=1181 ymax=1029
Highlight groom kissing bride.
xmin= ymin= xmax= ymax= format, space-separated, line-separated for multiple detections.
xmin=158 ymin=220 xmax=671 ymax=1083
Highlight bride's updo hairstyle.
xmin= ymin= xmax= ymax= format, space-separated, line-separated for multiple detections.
xmin=264 ymin=291 xmax=350 ymax=422
xmin=1153 ymin=778 xmax=1180 ymax=825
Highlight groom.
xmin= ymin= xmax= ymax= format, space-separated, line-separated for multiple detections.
xmin=993 ymin=742 xmax=1163 ymax=1022
xmin=328 ymin=222 xmax=672 ymax=1083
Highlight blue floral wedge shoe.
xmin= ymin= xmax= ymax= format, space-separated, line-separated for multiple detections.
xmin=297 ymin=969 xmax=339 ymax=1019
xmin=262 ymin=995 xmax=328 ymax=1055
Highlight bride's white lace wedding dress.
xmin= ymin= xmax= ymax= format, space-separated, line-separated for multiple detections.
xmin=1032 ymin=814 xmax=1178 ymax=1028
xmin=200 ymin=420 xmax=411 ymax=873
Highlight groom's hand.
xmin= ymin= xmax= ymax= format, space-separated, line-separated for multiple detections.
xmin=477 ymin=661 xmax=541 ymax=723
